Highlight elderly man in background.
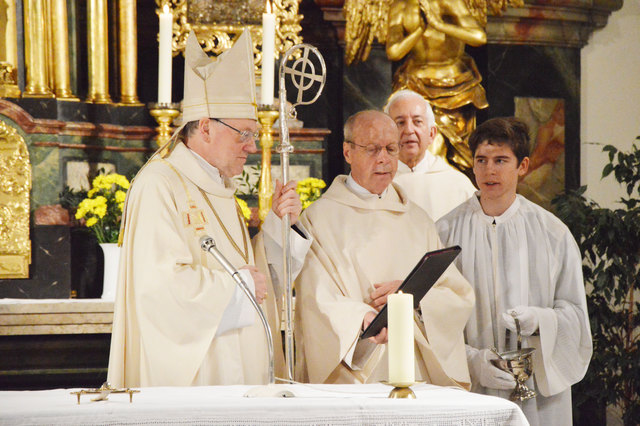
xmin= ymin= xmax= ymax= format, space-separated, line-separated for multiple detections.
xmin=108 ymin=30 xmax=311 ymax=388
xmin=385 ymin=89 xmax=476 ymax=221
xmin=295 ymin=110 xmax=474 ymax=387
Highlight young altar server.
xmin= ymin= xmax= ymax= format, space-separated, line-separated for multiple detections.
xmin=436 ymin=117 xmax=592 ymax=425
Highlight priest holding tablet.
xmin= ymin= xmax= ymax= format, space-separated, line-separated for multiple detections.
xmin=294 ymin=110 xmax=475 ymax=387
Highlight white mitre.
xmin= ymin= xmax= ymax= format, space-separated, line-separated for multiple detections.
xmin=182 ymin=28 xmax=257 ymax=122
xmin=176 ymin=28 xmax=258 ymax=134
xmin=162 ymin=29 xmax=258 ymax=155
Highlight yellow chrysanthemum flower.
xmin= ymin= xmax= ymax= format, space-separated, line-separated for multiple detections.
xmin=115 ymin=175 xmax=130 ymax=189
xmin=75 ymin=199 xmax=93 ymax=219
xmin=115 ymin=190 xmax=126 ymax=203
xmin=76 ymin=173 xmax=131 ymax=243
xmin=296 ymin=177 xmax=326 ymax=210
xmin=92 ymin=175 xmax=107 ymax=190
xmin=93 ymin=196 xmax=108 ymax=218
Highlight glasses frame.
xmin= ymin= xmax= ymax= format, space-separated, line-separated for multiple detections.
xmin=346 ymin=141 xmax=400 ymax=157
xmin=211 ymin=118 xmax=259 ymax=144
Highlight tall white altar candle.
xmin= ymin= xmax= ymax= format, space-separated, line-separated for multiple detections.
xmin=388 ymin=291 xmax=415 ymax=384
xmin=260 ymin=0 xmax=276 ymax=106
xmin=157 ymin=5 xmax=173 ymax=104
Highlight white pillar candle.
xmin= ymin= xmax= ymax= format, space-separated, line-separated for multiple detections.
xmin=388 ymin=291 xmax=415 ymax=384
xmin=157 ymin=4 xmax=173 ymax=104
xmin=260 ymin=0 xmax=276 ymax=106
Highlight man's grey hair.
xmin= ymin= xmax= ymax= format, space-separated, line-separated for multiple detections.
xmin=383 ymin=89 xmax=436 ymax=129
xmin=182 ymin=120 xmax=199 ymax=138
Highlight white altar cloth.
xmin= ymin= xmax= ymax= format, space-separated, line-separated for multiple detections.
xmin=0 ymin=383 xmax=528 ymax=425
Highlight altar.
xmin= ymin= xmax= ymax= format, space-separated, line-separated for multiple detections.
xmin=0 ymin=383 xmax=528 ymax=425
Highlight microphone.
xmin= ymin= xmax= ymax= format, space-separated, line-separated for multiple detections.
xmin=199 ymin=235 xmax=279 ymax=389
xmin=200 ymin=236 xmax=242 ymax=280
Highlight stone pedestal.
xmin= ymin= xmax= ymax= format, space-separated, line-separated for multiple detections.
xmin=0 ymin=299 xmax=113 ymax=390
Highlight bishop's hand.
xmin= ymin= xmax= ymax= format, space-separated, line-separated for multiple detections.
xmin=272 ymin=179 xmax=302 ymax=225
xmin=240 ymin=265 xmax=267 ymax=304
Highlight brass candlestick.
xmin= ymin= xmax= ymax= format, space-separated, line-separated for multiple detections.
xmin=149 ymin=102 xmax=180 ymax=147
xmin=382 ymin=381 xmax=417 ymax=399
xmin=257 ymin=106 xmax=280 ymax=223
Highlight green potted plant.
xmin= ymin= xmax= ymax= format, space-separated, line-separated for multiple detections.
xmin=74 ymin=173 xmax=130 ymax=300
xmin=552 ymin=138 xmax=639 ymax=426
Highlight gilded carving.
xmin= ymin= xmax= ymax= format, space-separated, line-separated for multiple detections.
xmin=0 ymin=62 xmax=17 ymax=85
xmin=0 ymin=121 xmax=31 ymax=279
xmin=156 ymin=0 xmax=302 ymax=72
xmin=187 ymin=0 xmax=263 ymax=25
xmin=0 ymin=62 xmax=20 ymax=98
xmin=0 ymin=0 xmax=21 ymax=97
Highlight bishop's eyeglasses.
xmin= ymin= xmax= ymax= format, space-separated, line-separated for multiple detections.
xmin=211 ymin=118 xmax=259 ymax=144
xmin=346 ymin=141 xmax=400 ymax=157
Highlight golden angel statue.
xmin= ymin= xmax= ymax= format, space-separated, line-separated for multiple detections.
xmin=345 ymin=0 xmax=523 ymax=172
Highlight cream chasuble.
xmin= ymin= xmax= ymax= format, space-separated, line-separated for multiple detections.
xmin=394 ymin=151 xmax=476 ymax=221
xmin=108 ymin=142 xmax=309 ymax=387
xmin=295 ymin=176 xmax=474 ymax=388
xmin=436 ymin=195 xmax=592 ymax=426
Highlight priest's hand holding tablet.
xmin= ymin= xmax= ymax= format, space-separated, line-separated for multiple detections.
xmin=369 ymin=280 xmax=403 ymax=311
xmin=362 ymin=311 xmax=388 ymax=344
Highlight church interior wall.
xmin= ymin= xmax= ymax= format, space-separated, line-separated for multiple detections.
xmin=1 ymin=1 xmax=635 ymax=409
xmin=581 ymin=0 xmax=640 ymax=209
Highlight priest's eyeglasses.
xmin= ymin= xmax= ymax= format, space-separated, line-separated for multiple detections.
xmin=346 ymin=141 xmax=400 ymax=157
xmin=212 ymin=118 xmax=259 ymax=144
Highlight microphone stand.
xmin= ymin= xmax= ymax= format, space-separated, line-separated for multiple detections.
xmin=200 ymin=236 xmax=293 ymax=397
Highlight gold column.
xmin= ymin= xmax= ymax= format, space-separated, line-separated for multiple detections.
xmin=0 ymin=0 xmax=21 ymax=97
xmin=44 ymin=0 xmax=54 ymax=91
xmin=23 ymin=0 xmax=54 ymax=97
xmin=118 ymin=0 xmax=141 ymax=104
xmin=87 ymin=0 xmax=111 ymax=103
xmin=51 ymin=0 xmax=77 ymax=99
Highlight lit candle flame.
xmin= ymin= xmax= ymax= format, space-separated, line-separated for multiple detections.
xmin=265 ymin=0 xmax=272 ymax=15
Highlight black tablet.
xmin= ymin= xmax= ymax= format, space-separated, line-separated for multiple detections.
xmin=360 ymin=245 xmax=461 ymax=339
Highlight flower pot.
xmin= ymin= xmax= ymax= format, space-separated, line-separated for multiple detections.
xmin=99 ymin=243 xmax=121 ymax=300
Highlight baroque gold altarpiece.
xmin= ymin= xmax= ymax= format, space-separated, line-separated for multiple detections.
xmin=157 ymin=0 xmax=302 ymax=79
xmin=0 ymin=121 xmax=31 ymax=279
